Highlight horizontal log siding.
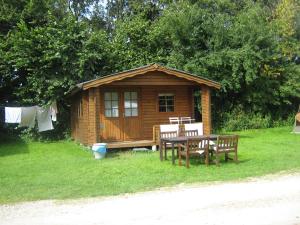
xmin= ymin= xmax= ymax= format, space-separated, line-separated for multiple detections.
xmin=70 ymin=92 xmax=89 ymax=145
xmin=71 ymin=71 xmax=215 ymax=146
xmin=140 ymin=86 xmax=193 ymax=140
xmin=201 ymin=86 xmax=211 ymax=135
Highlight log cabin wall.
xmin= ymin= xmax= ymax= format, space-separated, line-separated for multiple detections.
xmin=97 ymin=85 xmax=195 ymax=142
xmin=70 ymin=66 xmax=219 ymax=146
xmin=97 ymin=71 xmax=198 ymax=142
xmin=201 ymin=86 xmax=212 ymax=135
xmin=139 ymin=85 xmax=193 ymax=140
xmin=70 ymin=91 xmax=89 ymax=145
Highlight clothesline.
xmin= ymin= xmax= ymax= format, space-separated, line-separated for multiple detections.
xmin=1 ymin=101 xmax=58 ymax=132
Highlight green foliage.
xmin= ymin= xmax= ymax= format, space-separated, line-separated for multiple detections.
xmin=223 ymin=111 xmax=272 ymax=131
xmin=0 ymin=0 xmax=299 ymax=139
xmin=218 ymin=108 xmax=294 ymax=132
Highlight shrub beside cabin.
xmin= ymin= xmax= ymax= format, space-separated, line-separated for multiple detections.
xmin=69 ymin=64 xmax=221 ymax=148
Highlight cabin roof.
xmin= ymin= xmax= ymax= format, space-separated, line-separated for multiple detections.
xmin=70 ymin=63 xmax=221 ymax=95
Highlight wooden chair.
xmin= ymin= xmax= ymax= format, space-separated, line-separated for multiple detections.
xmin=159 ymin=131 xmax=178 ymax=160
xmin=211 ymin=135 xmax=239 ymax=166
xmin=178 ymin=137 xmax=209 ymax=168
xmin=183 ymin=129 xmax=198 ymax=137
xmin=180 ymin=117 xmax=192 ymax=124
xmin=169 ymin=117 xmax=179 ymax=124
xmin=184 ymin=123 xmax=203 ymax=136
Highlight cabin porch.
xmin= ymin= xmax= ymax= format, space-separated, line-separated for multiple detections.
xmin=106 ymin=140 xmax=155 ymax=149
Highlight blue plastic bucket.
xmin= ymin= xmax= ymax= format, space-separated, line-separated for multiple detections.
xmin=92 ymin=143 xmax=107 ymax=159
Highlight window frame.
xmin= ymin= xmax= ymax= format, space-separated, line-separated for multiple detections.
xmin=124 ymin=91 xmax=138 ymax=117
xmin=104 ymin=91 xmax=119 ymax=118
xmin=158 ymin=93 xmax=175 ymax=113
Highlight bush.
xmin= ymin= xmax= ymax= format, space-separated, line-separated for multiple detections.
xmin=219 ymin=109 xmax=294 ymax=132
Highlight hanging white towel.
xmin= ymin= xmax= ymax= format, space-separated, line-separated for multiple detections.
xmin=50 ymin=101 xmax=58 ymax=121
xmin=5 ymin=107 xmax=21 ymax=123
xmin=19 ymin=106 xmax=37 ymax=128
xmin=36 ymin=106 xmax=54 ymax=132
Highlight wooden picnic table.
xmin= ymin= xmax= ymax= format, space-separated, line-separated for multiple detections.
xmin=160 ymin=135 xmax=219 ymax=165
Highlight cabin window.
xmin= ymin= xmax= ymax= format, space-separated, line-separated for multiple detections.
xmin=104 ymin=92 xmax=119 ymax=117
xmin=124 ymin=92 xmax=138 ymax=117
xmin=158 ymin=93 xmax=174 ymax=112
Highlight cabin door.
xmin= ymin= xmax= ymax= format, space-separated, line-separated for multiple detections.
xmin=101 ymin=89 xmax=141 ymax=141
xmin=122 ymin=90 xmax=141 ymax=141
xmin=101 ymin=91 xmax=122 ymax=141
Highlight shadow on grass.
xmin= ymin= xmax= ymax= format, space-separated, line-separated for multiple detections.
xmin=0 ymin=137 xmax=29 ymax=157
xmin=106 ymin=152 xmax=120 ymax=158
xmin=174 ymin=155 xmax=252 ymax=167
xmin=238 ymin=135 xmax=253 ymax=139
xmin=236 ymin=158 xmax=251 ymax=163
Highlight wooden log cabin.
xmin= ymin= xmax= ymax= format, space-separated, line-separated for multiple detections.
xmin=69 ymin=63 xmax=221 ymax=148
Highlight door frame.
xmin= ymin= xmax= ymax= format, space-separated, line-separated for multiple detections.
xmin=121 ymin=87 xmax=142 ymax=141
xmin=100 ymin=87 xmax=142 ymax=141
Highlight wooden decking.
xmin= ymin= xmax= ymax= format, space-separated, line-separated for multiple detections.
xmin=106 ymin=140 xmax=156 ymax=149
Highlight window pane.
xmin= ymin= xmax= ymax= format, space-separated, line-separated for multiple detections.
xmin=158 ymin=93 xmax=174 ymax=113
xmin=166 ymin=100 xmax=173 ymax=106
xmin=124 ymin=100 xmax=131 ymax=108
xmin=167 ymin=106 xmax=174 ymax=112
xmin=104 ymin=92 xmax=111 ymax=100
xmin=124 ymin=92 xmax=130 ymax=100
xmin=131 ymin=100 xmax=138 ymax=108
xmin=105 ymin=101 xmax=111 ymax=109
xmin=125 ymin=108 xmax=131 ymax=117
xmin=112 ymin=109 xmax=119 ymax=117
xmin=105 ymin=109 xmax=111 ymax=117
xmin=131 ymin=108 xmax=138 ymax=116
xmin=111 ymin=92 xmax=118 ymax=100
xmin=112 ymin=100 xmax=118 ymax=109
xmin=159 ymin=107 xmax=165 ymax=112
xmin=131 ymin=92 xmax=137 ymax=100
xmin=159 ymin=100 xmax=165 ymax=106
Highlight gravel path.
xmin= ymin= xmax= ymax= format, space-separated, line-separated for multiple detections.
xmin=1 ymin=172 xmax=300 ymax=225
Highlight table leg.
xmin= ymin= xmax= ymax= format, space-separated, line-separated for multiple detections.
xmin=164 ymin=142 xmax=167 ymax=160
xmin=172 ymin=143 xmax=175 ymax=165
xmin=205 ymin=147 xmax=209 ymax=166
xmin=160 ymin=140 xmax=163 ymax=161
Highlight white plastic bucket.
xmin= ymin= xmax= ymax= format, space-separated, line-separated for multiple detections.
xmin=93 ymin=151 xmax=104 ymax=159
xmin=92 ymin=143 xmax=107 ymax=159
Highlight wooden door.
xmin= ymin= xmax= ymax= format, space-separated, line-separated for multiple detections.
xmin=122 ymin=90 xmax=141 ymax=141
xmin=101 ymin=89 xmax=141 ymax=142
xmin=101 ymin=90 xmax=122 ymax=141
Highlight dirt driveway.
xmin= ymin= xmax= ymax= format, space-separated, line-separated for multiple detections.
xmin=1 ymin=172 xmax=300 ymax=225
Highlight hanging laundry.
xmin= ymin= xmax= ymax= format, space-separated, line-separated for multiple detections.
xmin=50 ymin=101 xmax=58 ymax=121
xmin=19 ymin=106 xmax=37 ymax=128
xmin=36 ymin=106 xmax=54 ymax=132
xmin=0 ymin=107 xmax=5 ymax=123
xmin=5 ymin=107 xmax=21 ymax=123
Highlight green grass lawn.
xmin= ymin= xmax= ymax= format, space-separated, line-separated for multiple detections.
xmin=0 ymin=127 xmax=299 ymax=204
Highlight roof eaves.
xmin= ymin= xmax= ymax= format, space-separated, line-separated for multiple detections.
xmin=76 ymin=63 xmax=221 ymax=90
xmin=163 ymin=66 xmax=221 ymax=89
xmin=79 ymin=63 xmax=156 ymax=89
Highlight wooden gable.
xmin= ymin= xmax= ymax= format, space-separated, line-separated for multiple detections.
xmin=80 ymin=64 xmax=221 ymax=90
xmin=110 ymin=71 xmax=199 ymax=86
